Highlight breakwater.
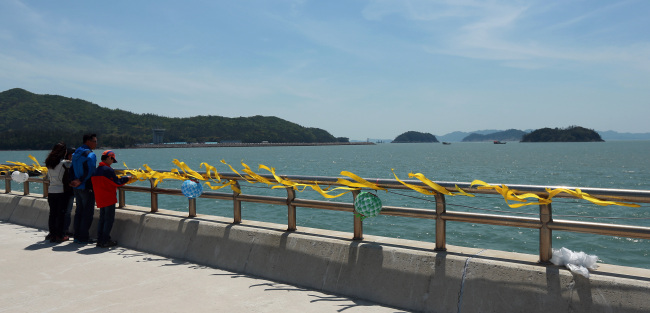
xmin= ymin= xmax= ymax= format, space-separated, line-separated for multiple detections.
xmin=2 ymin=192 xmax=649 ymax=313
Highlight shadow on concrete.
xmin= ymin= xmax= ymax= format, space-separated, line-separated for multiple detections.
xmin=213 ymin=275 xmax=409 ymax=313
xmin=23 ymin=240 xmax=56 ymax=251
xmin=308 ymin=294 xmax=408 ymax=313
xmin=52 ymin=242 xmax=82 ymax=252
xmin=114 ymin=247 xmax=148 ymax=259
xmin=111 ymin=248 xmax=194 ymax=268
xmin=77 ymin=246 xmax=112 ymax=255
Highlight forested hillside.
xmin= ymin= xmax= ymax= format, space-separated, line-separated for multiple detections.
xmin=392 ymin=131 xmax=439 ymax=143
xmin=0 ymin=88 xmax=338 ymax=149
xmin=521 ymin=126 xmax=604 ymax=142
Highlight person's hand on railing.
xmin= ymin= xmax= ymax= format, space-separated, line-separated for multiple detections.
xmin=127 ymin=176 xmax=139 ymax=184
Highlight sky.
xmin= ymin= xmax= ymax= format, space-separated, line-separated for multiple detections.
xmin=1 ymin=0 xmax=649 ymax=140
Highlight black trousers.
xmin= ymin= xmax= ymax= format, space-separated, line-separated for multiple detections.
xmin=47 ymin=193 xmax=68 ymax=238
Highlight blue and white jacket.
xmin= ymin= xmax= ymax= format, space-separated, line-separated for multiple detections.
xmin=71 ymin=144 xmax=97 ymax=190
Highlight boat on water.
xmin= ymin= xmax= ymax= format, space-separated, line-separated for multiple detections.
xmin=442 ymin=142 xmax=451 ymax=145
xmin=493 ymin=140 xmax=506 ymax=144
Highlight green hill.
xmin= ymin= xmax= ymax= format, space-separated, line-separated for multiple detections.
xmin=521 ymin=126 xmax=604 ymax=142
xmin=462 ymin=129 xmax=527 ymax=142
xmin=392 ymin=131 xmax=439 ymax=143
xmin=0 ymin=88 xmax=339 ymax=149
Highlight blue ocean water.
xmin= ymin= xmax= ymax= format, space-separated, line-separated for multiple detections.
xmin=2 ymin=141 xmax=649 ymax=268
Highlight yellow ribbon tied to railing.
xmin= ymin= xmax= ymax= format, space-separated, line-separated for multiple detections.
xmin=200 ymin=162 xmax=239 ymax=193
xmin=391 ymin=170 xmax=473 ymax=198
xmin=545 ymin=187 xmax=640 ymax=208
xmin=1 ymin=155 xmax=47 ymax=175
xmin=471 ymin=180 xmax=640 ymax=208
xmin=2 ymin=156 xmax=642 ymax=208
xmin=471 ymin=180 xmax=551 ymax=208
xmin=337 ymin=171 xmax=386 ymax=191
xmin=258 ymin=164 xmax=309 ymax=191
xmin=409 ymin=172 xmax=474 ymax=197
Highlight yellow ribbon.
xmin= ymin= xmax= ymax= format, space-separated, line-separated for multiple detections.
xmin=172 ymin=159 xmax=204 ymax=181
xmin=258 ymin=164 xmax=309 ymax=191
xmin=392 ymin=169 xmax=436 ymax=195
xmin=1 ymin=155 xmax=47 ymax=174
xmin=545 ymin=187 xmax=640 ymax=207
xmin=241 ymin=162 xmax=277 ymax=186
xmin=409 ymin=172 xmax=474 ymax=197
xmin=471 ymin=180 xmax=550 ymax=208
xmin=337 ymin=171 xmax=386 ymax=191
xmin=2 ymin=156 xmax=642 ymax=208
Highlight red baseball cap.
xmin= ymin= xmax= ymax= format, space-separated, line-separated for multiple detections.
xmin=102 ymin=150 xmax=117 ymax=162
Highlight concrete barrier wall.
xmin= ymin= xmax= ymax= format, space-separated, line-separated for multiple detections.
xmin=2 ymin=193 xmax=649 ymax=313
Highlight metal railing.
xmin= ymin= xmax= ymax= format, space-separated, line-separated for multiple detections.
xmin=3 ymin=170 xmax=650 ymax=263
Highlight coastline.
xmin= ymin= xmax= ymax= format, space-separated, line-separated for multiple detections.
xmin=130 ymin=142 xmax=375 ymax=149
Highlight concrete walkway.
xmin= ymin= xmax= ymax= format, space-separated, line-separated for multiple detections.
xmin=0 ymin=222 xmax=406 ymax=313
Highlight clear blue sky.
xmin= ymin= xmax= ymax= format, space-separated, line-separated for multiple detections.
xmin=1 ymin=0 xmax=649 ymax=140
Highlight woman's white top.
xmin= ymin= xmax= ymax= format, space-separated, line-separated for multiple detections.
xmin=47 ymin=160 xmax=71 ymax=194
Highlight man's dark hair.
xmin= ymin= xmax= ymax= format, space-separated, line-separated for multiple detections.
xmin=101 ymin=154 xmax=110 ymax=161
xmin=83 ymin=133 xmax=97 ymax=143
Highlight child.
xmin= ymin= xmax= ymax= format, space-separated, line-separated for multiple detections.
xmin=91 ymin=150 xmax=131 ymax=248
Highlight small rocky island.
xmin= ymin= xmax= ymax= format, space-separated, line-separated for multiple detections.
xmin=392 ymin=131 xmax=439 ymax=143
xmin=521 ymin=126 xmax=604 ymax=142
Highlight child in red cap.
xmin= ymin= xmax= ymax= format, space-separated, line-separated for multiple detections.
xmin=91 ymin=150 xmax=131 ymax=248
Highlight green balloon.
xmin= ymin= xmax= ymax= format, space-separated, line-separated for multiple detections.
xmin=354 ymin=192 xmax=383 ymax=220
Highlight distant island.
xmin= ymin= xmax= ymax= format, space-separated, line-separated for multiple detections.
xmin=462 ymin=129 xmax=527 ymax=142
xmin=0 ymin=88 xmax=348 ymax=150
xmin=521 ymin=126 xmax=604 ymax=142
xmin=392 ymin=131 xmax=439 ymax=143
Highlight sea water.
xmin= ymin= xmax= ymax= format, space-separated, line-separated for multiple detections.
xmin=2 ymin=141 xmax=649 ymax=268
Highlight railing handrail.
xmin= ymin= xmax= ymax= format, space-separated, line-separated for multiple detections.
xmin=2 ymin=169 xmax=649 ymax=265
xmin=209 ymin=172 xmax=650 ymax=203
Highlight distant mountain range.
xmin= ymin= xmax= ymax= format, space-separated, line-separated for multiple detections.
xmin=461 ymin=129 xmax=528 ymax=142
xmin=435 ymin=129 xmax=650 ymax=142
xmin=436 ymin=130 xmax=507 ymax=142
xmin=596 ymin=130 xmax=650 ymax=141
xmin=355 ymin=129 xmax=650 ymax=143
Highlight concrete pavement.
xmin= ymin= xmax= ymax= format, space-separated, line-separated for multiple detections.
xmin=0 ymin=222 xmax=406 ymax=313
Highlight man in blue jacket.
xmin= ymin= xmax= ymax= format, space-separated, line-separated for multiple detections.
xmin=70 ymin=134 xmax=98 ymax=244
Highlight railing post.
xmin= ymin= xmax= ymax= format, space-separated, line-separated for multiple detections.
xmin=118 ymin=188 xmax=125 ymax=208
xmin=23 ymin=181 xmax=29 ymax=196
xmin=435 ymin=193 xmax=447 ymax=251
xmin=4 ymin=175 xmax=9 ymax=193
xmin=233 ymin=181 xmax=241 ymax=224
xmin=149 ymin=178 xmax=158 ymax=213
xmin=188 ymin=198 xmax=197 ymax=218
xmin=43 ymin=178 xmax=49 ymax=198
xmin=352 ymin=190 xmax=363 ymax=240
xmin=287 ymin=187 xmax=296 ymax=231
xmin=539 ymin=203 xmax=553 ymax=263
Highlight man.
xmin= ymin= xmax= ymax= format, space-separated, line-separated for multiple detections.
xmin=70 ymin=134 xmax=98 ymax=244
xmin=91 ymin=150 xmax=130 ymax=248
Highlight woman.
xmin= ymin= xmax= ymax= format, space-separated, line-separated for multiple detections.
xmin=45 ymin=142 xmax=71 ymax=243
xmin=63 ymin=147 xmax=75 ymax=235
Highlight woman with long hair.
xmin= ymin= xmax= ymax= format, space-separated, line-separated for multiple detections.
xmin=45 ymin=142 xmax=71 ymax=243
xmin=63 ymin=146 xmax=75 ymax=235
